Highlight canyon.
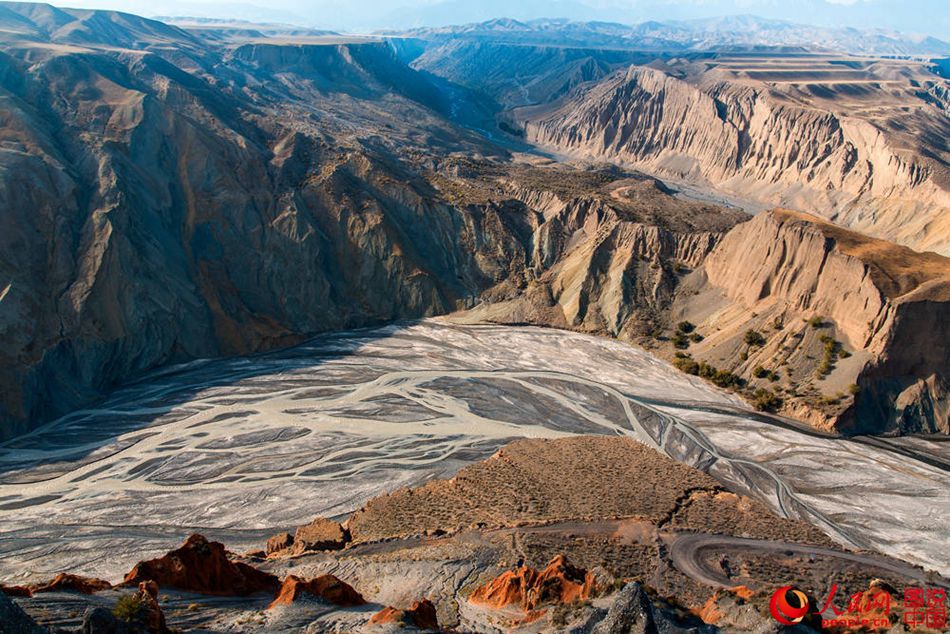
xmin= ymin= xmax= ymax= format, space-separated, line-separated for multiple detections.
xmin=1 ymin=3 xmax=948 ymax=439
xmin=1 ymin=3 xmax=949 ymax=632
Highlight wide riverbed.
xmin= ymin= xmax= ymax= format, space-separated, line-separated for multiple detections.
xmin=0 ymin=320 xmax=947 ymax=582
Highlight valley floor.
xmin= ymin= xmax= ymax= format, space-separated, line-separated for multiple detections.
xmin=0 ymin=320 xmax=947 ymax=587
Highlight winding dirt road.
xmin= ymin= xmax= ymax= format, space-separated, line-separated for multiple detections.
xmin=668 ymin=533 xmax=950 ymax=589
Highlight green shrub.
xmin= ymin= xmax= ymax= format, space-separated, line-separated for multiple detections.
xmin=752 ymin=366 xmax=769 ymax=378
xmin=743 ymin=330 xmax=766 ymax=347
xmin=113 ymin=594 xmax=145 ymax=623
xmin=752 ymin=388 xmax=783 ymax=412
xmin=848 ymin=383 xmax=861 ymax=395
xmin=816 ymin=336 xmax=844 ymax=378
xmin=711 ymin=370 xmax=742 ymax=388
xmin=673 ymin=355 xmax=700 ymax=375
xmin=671 ymin=332 xmax=690 ymax=349
xmin=676 ymin=321 xmax=695 ymax=333
xmin=689 ymin=333 xmax=704 ymax=343
xmin=808 ymin=315 xmax=827 ymax=329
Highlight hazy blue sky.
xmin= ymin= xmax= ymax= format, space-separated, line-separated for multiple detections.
xmin=47 ymin=0 xmax=950 ymax=39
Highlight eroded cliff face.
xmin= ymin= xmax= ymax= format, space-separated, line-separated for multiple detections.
xmin=461 ymin=177 xmax=737 ymax=339
xmin=0 ymin=27 xmax=532 ymax=438
xmin=523 ymin=65 xmax=950 ymax=255
xmin=675 ymin=210 xmax=950 ymax=433
xmin=468 ymin=199 xmax=950 ymax=434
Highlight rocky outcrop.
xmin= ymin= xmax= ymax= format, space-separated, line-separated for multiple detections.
xmin=291 ymin=517 xmax=349 ymax=554
xmin=123 ymin=534 xmax=279 ymax=596
xmin=268 ymin=574 xmax=365 ymax=609
xmin=0 ymin=589 xmax=45 ymax=634
xmin=675 ymin=209 xmax=950 ymax=433
xmin=265 ymin=517 xmax=350 ymax=557
xmin=470 ymin=555 xmax=597 ymax=611
xmin=369 ymin=598 xmax=440 ymax=630
xmin=29 ymin=573 xmax=112 ymax=595
xmin=126 ymin=581 xmax=169 ymax=634
xmin=524 ymin=65 xmax=950 ymax=255
xmin=0 ymin=583 xmax=32 ymax=598
xmin=464 ymin=182 xmax=733 ymax=339
xmin=265 ymin=532 xmax=294 ymax=556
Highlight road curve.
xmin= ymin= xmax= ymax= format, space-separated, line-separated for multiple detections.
xmin=669 ymin=533 xmax=950 ymax=589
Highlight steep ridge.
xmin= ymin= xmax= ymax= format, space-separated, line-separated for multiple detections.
xmin=0 ymin=8 xmax=530 ymax=438
xmin=465 ymin=199 xmax=949 ymax=433
xmin=458 ymin=172 xmax=742 ymax=339
xmin=522 ymin=64 xmax=950 ymax=255
xmin=228 ymin=40 xmax=450 ymax=111
xmin=675 ymin=209 xmax=949 ymax=433
xmin=410 ymin=40 xmax=658 ymax=108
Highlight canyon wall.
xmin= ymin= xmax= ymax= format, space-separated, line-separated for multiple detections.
xmin=678 ymin=210 xmax=950 ymax=433
xmin=523 ymin=66 xmax=950 ymax=255
xmin=0 ymin=23 xmax=535 ymax=438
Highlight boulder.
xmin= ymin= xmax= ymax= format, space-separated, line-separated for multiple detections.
xmin=123 ymin=534 xmax=279 ymax=596
xmin=128 ymin=580 xmax=169 ymax=634
xmin=591 ymin=582 xmax=654 ymax=634
xmin=90 ymin=581 xmax=169 ymax=634
xmin=266 ymin=532 xmax=293 ymax=556
xmin=29 ymin=573 xmax=112 ymax=595
xmin=268 ymin=574 xmax=365 ymax=609
xmin=291 ymin=518 xmax=348 ymax=554
xmin=0 ymin=589 xmax=45 ymax=634
xmin=81 ymin=606 xmax=126 ymax=634
xmin=369 ymin=598 xmax=439 ymax=630
xmin=592 ymin=582 xmax=715 ymax=634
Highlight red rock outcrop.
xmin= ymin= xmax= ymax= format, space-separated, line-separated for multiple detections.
xmin=470 ymin=555 xmax=597 ymax=611
xmin=369 ymin=598 xmax=439 ymax=630
xmin=268 ymin=574 xmax=366 ymax=609
xmin=131 ymin=580 xmax=170 ymax=634
xmin=0 ymin=583 xmax=33 ymax=597
xmin=29 ymin=573 xmax=112 ymax=595
xmin=123 ymin=534 xmax=279 ymax=596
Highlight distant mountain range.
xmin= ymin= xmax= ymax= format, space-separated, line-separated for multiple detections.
xmin=398 ymin=15 xmax=950 ymax=57
xmin=368 ymin=0 xmax=950 ymax=41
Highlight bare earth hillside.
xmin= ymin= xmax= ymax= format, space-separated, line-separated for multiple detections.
xmin=521 ymin=59 xmax=950 ymax=255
